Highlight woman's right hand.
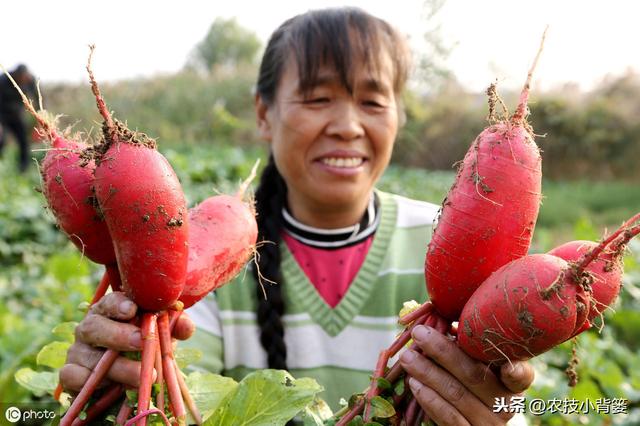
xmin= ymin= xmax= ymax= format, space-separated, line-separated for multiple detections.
xmin=59 ymin=291 xmax=195 ymax=393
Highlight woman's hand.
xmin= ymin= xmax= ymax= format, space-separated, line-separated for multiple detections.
xmin=399 ymin=325 xmax=535 ymax=426
xmin=59 ymin=291 xmax=195 ymax=393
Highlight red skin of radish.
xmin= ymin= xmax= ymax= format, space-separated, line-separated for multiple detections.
xmin=180 ymin=194 xmax=257 ymax=308
xmin=41 ymin=135 xmax=116 ymax=265
xmin=457 ymin=253 xmax=590 ymax=364
xmin=548 ymin=240 xmax=622 ymax=321
xmin=94 ymin=142 xmax=189 ymax=311
xmin=425 ymin=122 xmax=542 ymax=321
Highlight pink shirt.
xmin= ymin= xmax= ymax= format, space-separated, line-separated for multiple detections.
xmin=282 ymin=232 xmax=374 ymax=308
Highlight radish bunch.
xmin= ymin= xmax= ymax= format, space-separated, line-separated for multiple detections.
xmin=335 ymin=29 xmax=548 ymax=426
xmin=458 ymin=214 xmax=639 ymax=364
xmin=334 ymin=29 xmax=640 ymax=425
xmin=7 ymin=48 xmax=258 ymax=426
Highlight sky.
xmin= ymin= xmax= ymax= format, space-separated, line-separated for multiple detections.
xmin=2 ymin=0 xmax=640 ymax=92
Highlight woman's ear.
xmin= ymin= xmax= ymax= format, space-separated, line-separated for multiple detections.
xmin=255 ymin=94 xmax=272 ymax=141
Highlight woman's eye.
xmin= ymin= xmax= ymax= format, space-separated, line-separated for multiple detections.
xmin=363 ymin=100 xmax=384 ymax=108
xmin=303 ymin=97 xmax=330 ymax=104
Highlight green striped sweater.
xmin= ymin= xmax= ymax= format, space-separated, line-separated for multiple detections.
xmin=183 ymin=190 xmax=439 ymax=410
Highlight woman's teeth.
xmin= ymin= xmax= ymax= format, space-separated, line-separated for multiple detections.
xmin=321 ymin=157 xmax=364 ymax=168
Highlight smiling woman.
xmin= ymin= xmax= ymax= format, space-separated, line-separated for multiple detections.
xmin=256 ymin=54 xmax=400 ymax=228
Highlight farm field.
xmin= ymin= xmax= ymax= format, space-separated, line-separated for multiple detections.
xmin=0 ymin=141 xmax=638 ymax=425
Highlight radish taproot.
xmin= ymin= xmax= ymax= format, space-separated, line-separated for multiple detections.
xmin=424 ymin=32 xmax=546 ymax=321
xmin=180 ymin=163 xmax=259 ymax=308
xmin=458 ymin=218 xmax=640 ymax=364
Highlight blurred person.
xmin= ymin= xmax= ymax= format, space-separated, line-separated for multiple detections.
xmin=0 ymin=64 xmax=36 ymax=172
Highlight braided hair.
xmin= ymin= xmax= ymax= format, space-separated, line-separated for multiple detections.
xmin=252 ymin=7 xmax=411 ymax=370
xmin=252 ymin=155 xmax=288 ymax=369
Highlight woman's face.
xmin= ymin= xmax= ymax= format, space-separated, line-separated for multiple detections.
xmin=256 ymin=53 xmax=399 ymax=228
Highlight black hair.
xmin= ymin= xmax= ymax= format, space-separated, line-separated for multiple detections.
xmin=251 ymin=7 xmax=411 ymax=370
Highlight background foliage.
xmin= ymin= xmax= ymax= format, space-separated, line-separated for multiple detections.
xmin=0 ymin=15 xmax=638 ymax=426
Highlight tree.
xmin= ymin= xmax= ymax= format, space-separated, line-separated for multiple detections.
xmin=411 ymin=0 xmax=455 ymax=93
xmin=188 ymin=17 xmax=262 ymax=73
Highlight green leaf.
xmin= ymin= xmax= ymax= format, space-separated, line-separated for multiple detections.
xmin=78 ymin=301 xmax=91 ymax=313
xmin=184 ymin=371 xmax=238 ymax=423
xmin=375 ymin=377 xmax=391 ymax=390
xmin=349 ymin=393 xmax=364 ymax=409
xmin=36 ymin=341 xmax=71 ymax=369
xmin=52 ymin=322 xmax=78 ymax=342
xmin=368 ymin=396 xmax=395 ymax=419
xmin=394 ymin=379 xmax=404 ymax=396
xmin=204 ymin=369 xmax=323 ymax=426
xmin=589 ymin=359 xmax=626 ymax=396
xmin=299 ymin=398 xmax=333 ymax=425
xmin=14 ymin=368 xmax=58 ymax=397
xmin=569 ymin=377 xmax=604 ymax=401
xmin=174 ymin=346 xmax=203 ymax=369
xmin=347 ymin=416 xmax=364 ymax=426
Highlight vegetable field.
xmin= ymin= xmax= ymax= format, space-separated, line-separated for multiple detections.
xmin=1 ymin=141 xmax=639 ymax=425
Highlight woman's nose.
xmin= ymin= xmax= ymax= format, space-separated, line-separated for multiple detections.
xmin=325 ymin=100 xmax=364 ymax=141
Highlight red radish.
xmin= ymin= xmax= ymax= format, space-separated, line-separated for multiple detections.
xmin=180 ymin=162 xmax=259 ymax=308
xmin=85 ymin=49 xmax=189 ymax=312
xmin=425 ymin=31 xmax=546 ymax=321
xmin=1 ymin=65 xmax=115 ymax=265
xmin=457 ymin=254 xmax=589 ymax=363
xmin=457 ymin=218 xmax=640 ymax=364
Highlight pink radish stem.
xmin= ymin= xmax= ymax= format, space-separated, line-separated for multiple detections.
xmin=137 ymin=313 xmax=158 ymax=426
xmin=158 ymin=312 xmax=186 ymax=426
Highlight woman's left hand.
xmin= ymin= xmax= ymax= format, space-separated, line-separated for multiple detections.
xmin=399 ymin=325 xmax=535 ymax=426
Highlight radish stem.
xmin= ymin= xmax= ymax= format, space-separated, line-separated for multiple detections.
xmin=388 ymin=312 xmax=430 ymax=357
xmin=511 ymin=26 xmax=548 ymax=124
xmin=174 ymin=358 xmax=203 ymax=425
xmin=116 ymin=394 xmax=134 ymax=426
xmin=60 ymin=349 xmax=120 ymax=426
xmin=158 ymin=311 xmax=186 ymax=425
xmin=86 ymin=45 xmax=116 ymax=138
xmin=363 ymin=350 xmax=389 ymax=422
xmin=398 ymin=302 xmax=433 ymax=325
xmin=404 ymin=397 xmax=420 ymax=426
xmin=577 ymin=219 xmax=640 ymax=273
xmin=155 ymin=340 xmax=165 ymax=414
xmin=124 ymin=409 xmax=171 ymax=426
xmin=137 ymin=313 xmax=158 ymax=426
xmin=236 ymin=159 xmax=260 ymax=199
xmin=70 ymin=385 xmax=124 ymax=426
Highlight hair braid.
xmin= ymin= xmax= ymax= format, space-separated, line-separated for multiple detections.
xmin=252 ymin=154 xmax=288 ymax=370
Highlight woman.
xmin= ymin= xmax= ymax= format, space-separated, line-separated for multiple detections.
xmin=62 ymin=7 xmax=534 ymax=425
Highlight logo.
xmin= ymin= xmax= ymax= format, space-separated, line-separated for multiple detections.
xmin=4 ymin=406 xmax=20 ymax=423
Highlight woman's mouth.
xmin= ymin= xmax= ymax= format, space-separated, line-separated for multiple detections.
xmin=320 ymin=157 xmax=365 ymax=168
